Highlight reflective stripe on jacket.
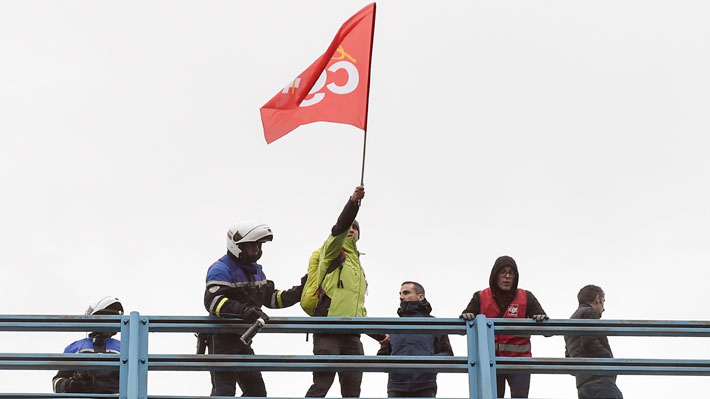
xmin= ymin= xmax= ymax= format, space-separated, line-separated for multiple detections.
xmin=480 ymin=288 xmax=531 ymax=357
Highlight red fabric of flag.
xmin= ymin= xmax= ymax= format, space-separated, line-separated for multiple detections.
xmin=260 ymin=3 xmax=376 ymax=144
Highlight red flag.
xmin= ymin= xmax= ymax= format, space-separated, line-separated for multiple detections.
xmin=260 ymin=3 xmax=376 ymax=144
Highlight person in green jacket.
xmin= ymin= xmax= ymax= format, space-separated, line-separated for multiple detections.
xmin=305 ymin=185 xmax=369 ymax=397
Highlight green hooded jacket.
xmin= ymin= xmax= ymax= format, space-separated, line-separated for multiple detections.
xmin=313 ymin=229 xmax=367 ymax=317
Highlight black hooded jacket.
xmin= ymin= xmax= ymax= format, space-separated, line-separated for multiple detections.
xmin=462 ymin=256 xmax=546 ymax=317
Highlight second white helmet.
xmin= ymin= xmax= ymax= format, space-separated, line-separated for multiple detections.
xmin=85 ymin=296 xmax=124 ymax=316
xmin=226 ymin=222 xmax=274 ymax=258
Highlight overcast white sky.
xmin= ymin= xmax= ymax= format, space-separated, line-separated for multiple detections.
xmin=1 ymin=1 xmax=709 ymax=397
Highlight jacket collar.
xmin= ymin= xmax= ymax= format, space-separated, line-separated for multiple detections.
xmin=397 ymin=299 xmax=432 ymax=316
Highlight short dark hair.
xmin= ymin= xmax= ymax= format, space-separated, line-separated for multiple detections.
xmin=577 ymin=284 xmax=604 ymax=305
xmin=401 ymin=281 xmax=425 ymax=295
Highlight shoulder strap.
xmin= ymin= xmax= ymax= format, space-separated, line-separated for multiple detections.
xmin=92 ymin=338 xmax=107 ymax=353
xmin=319 ymin=250 xmax=346 ymax=287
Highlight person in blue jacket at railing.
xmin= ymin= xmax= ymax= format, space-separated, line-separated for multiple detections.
xmin=564 ymin=284 xmax=623 ymax=399
xmin=52 ymin=296 xmax=123 ymax=394
xmin=460 ymin=255 xmax=548 ymax=398
xmin=377 ymin=281 xmax=453 ymax=397
xmin=203 ymin=221 xmax=306 ymax=397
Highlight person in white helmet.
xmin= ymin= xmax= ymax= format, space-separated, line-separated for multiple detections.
xmin=203 ymin=221 xmax=306 ymax=397
xmin=52 ymin=297 xmax=123 ymax=394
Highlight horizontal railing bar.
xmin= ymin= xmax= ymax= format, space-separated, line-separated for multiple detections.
xmin=0 ymin=361 xmax=119 ymax=370
xmin=493 ymin=325 xmax=710 ymax=337
xmin=147 ymin=316 xmax=466 ymax=335
xmin=0 ymin=395 xmax=116 ymax=398
xmin=147 ymin=354 xmax=466 ymax=372
xmin=148 ymin=323 xmax=464 ymax=334
xmin=149 ymin=354 xmax=466 ymax=364
xmin=497 ymin=357 xmax=710 ymax=367
xmin=0 ymin=315 xmax=124 ymax=322
xmin=148 ymin=361 xmax=466 ymax=373
xmin=495 ymin=357 xmax=710 ymax=375
xmin=0 ymin=322 xmax=121 ymax=333
xmin=144 ymin=397 xmax=464 ymax=399
xmin=498 ymin=364 xmax=710 ymax=376
xmin=145 ymin=316 xmax=465 ymax=325
xmin=491 ymin=319 xmax=710 ymax=328
xmin=0 ymin=353 xmax=120 ymax=360
xmin=3 ymin=315 xmax=707 ymax=327
xmin=146 ymin=316 xmax=710 ymax=328
xmin=0 ymin=353 xmax=120 ymax=370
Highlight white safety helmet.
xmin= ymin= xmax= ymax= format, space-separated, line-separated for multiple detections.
xmin=226 ymin=221 xmax=274 ymax=258
xmin=85 ymin=296 xmax=124 ymax=316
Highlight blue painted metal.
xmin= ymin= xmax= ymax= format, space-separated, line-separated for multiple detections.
xmin=465 ymin=319 xmax=478 ymax=399
xmin=1 ymin=314 xmax=709 ymax=398
xmin=465 ymin=316 xmax=495 ymax=399
xmin=146 ymin=354 xmax=466 ymax=372
xmin=137 ymin=316 xmax=149 ymax=399
xmin=119 ymin=315 xmax=130 ymax=399
xmin=0 ymin=395 xmax=116 ymax=398
xmin=126 ymin=311 xmax=148 ymax=399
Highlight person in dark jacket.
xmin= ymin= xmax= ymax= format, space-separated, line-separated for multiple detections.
xmin=564 ymin=285 xmax=623 ymax=399
xmin=378 ymin=281 xmax=453 ymax=397
xmin=460 ymin=255 xmax=548 ymax=398
xmin=204 ymin=221 xmax=305 ymax=397
xmin=52 ymin=297 xmax=123 ymax=394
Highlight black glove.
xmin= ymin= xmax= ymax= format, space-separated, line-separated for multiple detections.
xmin=300 ymin=273 xmax=309 ymax=286
xmin=242 ymin=307 xmax=269 ymax=323
xmin=460 ymin=313 xmax=475 ymax=321
xmin=367 ymin=333 xmax=386 ymax=342
xmin=65 ymin=376 xmax=92 ymax=393
xmin=532 ymin=314 xmax=549 ymax=322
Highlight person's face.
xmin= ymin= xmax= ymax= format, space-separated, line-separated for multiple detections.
xmin=347 ymin=225 xmax=359 ymax=241
xmin=592 ymin=295 xmax=605 ymax=315
xmin=239 ymin=242 xmax=263 ymax=259
xmin=399 ymin=283 xmax=425 ymax=302
xmin=496 ymin=266 xmax=516 ymax=291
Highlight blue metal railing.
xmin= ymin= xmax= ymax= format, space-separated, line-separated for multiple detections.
xmin=1 ymin=313 xmax=710 ymax=399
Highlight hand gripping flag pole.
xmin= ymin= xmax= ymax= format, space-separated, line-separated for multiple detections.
xmin=260 ymin=3 xmax=377 ymax=184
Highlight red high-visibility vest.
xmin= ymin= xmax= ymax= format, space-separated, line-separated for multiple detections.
xmin=480 ymin=288 xmax=532 ymax=357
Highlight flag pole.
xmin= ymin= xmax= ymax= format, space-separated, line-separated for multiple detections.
xmin=360 ymin=128 xmax=368 ymax=185
xmin=360 ymin=3 xmax=376 ymax=186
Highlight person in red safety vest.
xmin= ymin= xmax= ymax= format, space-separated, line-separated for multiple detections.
xmin=460 ymin=255 xmax=548 ymax=398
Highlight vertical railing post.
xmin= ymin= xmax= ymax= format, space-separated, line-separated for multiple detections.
xmin=466 ymin=315 xmax=496 ymax=399
xmin=125 ymin=311 xmax=148 ymax=399
xmin=119 ymin=314 xmax=130 ymax=399
xmin=466 ymin=317 xmax=479 ymax=399
xmin=137 ymin=315 xmax=149 ymax=399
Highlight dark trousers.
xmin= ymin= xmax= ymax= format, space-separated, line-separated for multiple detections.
xmin=496 ymin=373 xmax=530 ymax=398
xmin=209 ymin=333 xmax=267 ymax=397
xmin=305 ymin=334 xmax=364 ymax=397
xmin=578 ymin=377 xmax=623 ymax=399
xmin=388 ymin=387 xmax=437 ymax=397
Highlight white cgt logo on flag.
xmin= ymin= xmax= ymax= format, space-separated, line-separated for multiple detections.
xmin=281 ymin=47 xmax=360 ymax=108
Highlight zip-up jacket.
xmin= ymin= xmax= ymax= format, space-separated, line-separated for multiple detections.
xmin=313 ymin=198 xmax=367 ymax=317
xmin=52 ymin=337 xmax=120 ymax=393
xmin=378 ymin=300 xmax=453 ymax=393
xmin=461 ymin=256 xmax=546 ymax=357
xmin=565 ymin=303 xmax=616 ymax=388
xmin=204 ymin=253 xmax=303 ymax=318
